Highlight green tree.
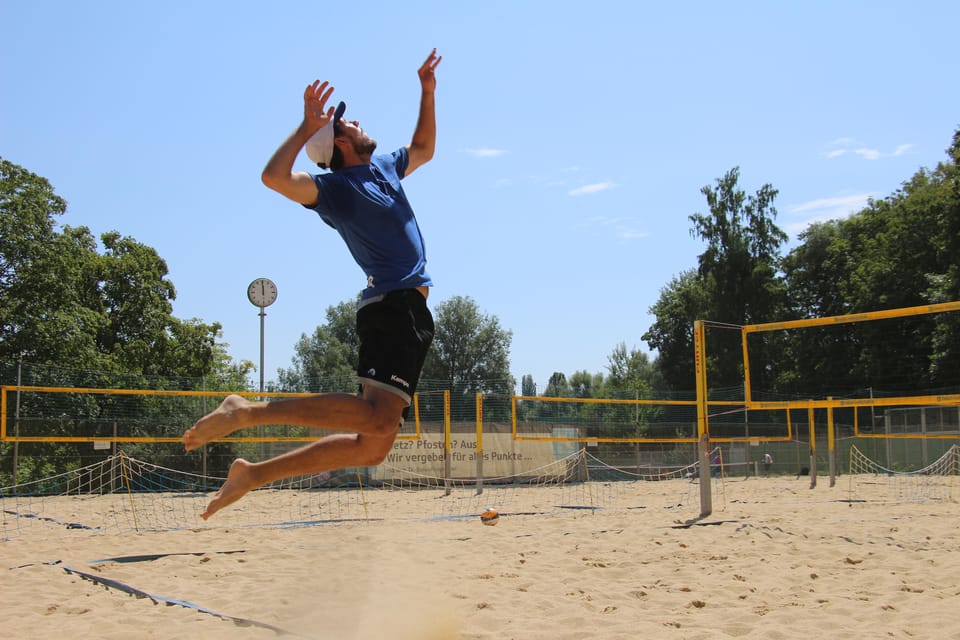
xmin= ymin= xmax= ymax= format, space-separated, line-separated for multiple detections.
xmin=0 ymin=159 xmax=249 ymax=479
xmin=690 ymin=167 xmax=787 ymax=324
xmin=643 ymin=270 xmax=709 ymax=392
xmin=422 ymin=295 xmax=513 ymax=394
xmin=277 ymin=297 xmax=359 ymax=392
xmin=1 ymin=159 xmax=90 ymax=365
xmin=645 ymin=168 xmax=787 ymax=394
xmin=688 ymin=167 xmax=788 ymax=390
xmin=0 ymin=159 xmax=231 ymax=383
xmin=543 ymin=372 xmax=571 ymax=398
xmin=521 ymin=374 xmax=536 ymax=397
xmin=568 ymin=370 xmax=601 ymax=398
xmin=779 ymin=129 xmax=960 ymax=393
xmin=604 ymin=343 xmax=656 ymax=398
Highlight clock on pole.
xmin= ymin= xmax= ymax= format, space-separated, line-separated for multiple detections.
xmin=247 ymin=277 xmax=278 ymax=308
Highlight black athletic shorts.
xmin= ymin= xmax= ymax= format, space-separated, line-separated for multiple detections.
xmin=356 ymin=288 xmax=434 ymax=416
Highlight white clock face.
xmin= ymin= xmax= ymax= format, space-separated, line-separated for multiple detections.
xmin=247 ymin=278 xmax=278 ymax=307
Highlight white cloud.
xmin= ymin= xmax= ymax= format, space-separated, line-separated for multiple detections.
xmin=617 ymin=229 xmax=650 ymax=240
xmin=854 ymin=147 xmax=881 ymax=160
xmin=784 ymin=193 xmax=875 ymax=236
xmin=460 ymin=147 xmax=507 ymax=158
xmin=824 ymin=138 xmax=912 ymax=161
xmin=568 ymin=181 xmax=616 ymax=196
xmin=790 ymin=194 xmax=872 ymax=214
xmin=893 ymin=144 xmax=913 ymax=156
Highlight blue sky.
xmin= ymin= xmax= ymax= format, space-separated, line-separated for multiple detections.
xmin=2 ymin=1 xmax=958 ymax=392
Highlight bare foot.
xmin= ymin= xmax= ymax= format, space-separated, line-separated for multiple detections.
xmin=183 ymin=394 xmax=250 ymax=451
xmin=202 ymin=458 xmax=258 ymax=520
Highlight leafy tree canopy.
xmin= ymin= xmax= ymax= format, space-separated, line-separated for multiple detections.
xmin=0 ymin=158 xmax=248 ymax=386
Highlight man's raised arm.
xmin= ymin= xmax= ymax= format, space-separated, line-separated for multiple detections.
xmin=406 ymin=49 xmax=442 ymax=176
xmin=262 ymin=80 xmax=336 ymax=204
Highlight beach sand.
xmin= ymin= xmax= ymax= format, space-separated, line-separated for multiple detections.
xmin=3 ymin=476 xmax=959 ymax=639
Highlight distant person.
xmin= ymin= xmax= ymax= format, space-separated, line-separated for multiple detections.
xmin=182 ymin=49 xmax=442 ymax=520
xmin=711 ymin=453 xmax=722 ymax=478
xmin=763 ymin=452 xmax=773 ymax=477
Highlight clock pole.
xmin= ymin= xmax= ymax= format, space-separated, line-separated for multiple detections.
xmin=258 ymin=305 xmax=266 ymax=397
xmin=257 ymin=304 xmax=266 ymax=461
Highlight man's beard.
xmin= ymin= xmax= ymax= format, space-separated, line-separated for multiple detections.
xmin=353 ymin=135 xmax=377 ymax=157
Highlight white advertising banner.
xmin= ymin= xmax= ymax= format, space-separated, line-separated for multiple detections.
xmin=369 ymin=430 xmax=580 ymax=481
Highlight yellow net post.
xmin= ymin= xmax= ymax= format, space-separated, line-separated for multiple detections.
xmin=443 ymin=389 xmax=451 ymax=497
xmin=475 ymin=392 xmax=483 ymax=495
xmin=808 ymin=403 xmax=817 ymax=489
xmin=694 ymin=320 xmax=713 ymax=517
xmin=827 ymin=397 xmax=836 ymax=488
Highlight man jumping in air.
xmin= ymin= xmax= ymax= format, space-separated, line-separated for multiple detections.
xmin=182 ymin=49 xmax=442 ymax=519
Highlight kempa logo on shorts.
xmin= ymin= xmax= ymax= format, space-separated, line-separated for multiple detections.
xmin=390 ymin=374 xmax=410 ymax=389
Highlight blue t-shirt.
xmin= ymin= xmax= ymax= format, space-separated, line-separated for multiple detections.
xmin=307 ymin=148 xmax=432 ymax=301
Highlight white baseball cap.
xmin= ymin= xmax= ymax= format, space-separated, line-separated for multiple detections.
xmin=305 ymin=101 xmax=347 ymax=168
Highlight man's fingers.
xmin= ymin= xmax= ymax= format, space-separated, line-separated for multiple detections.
xmin=420 ymin=48 xmax=441 ymax=72
xmin=304 ymin=80 xmax=334 ymax=101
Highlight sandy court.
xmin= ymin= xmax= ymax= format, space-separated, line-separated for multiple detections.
xmin=2 ymin=477 xmax=960 ymax=639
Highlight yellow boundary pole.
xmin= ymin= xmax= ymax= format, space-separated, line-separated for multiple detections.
xmin=808 ymin=404 xmax=817 ymax=489
xmin=475 ymin=392 xmax=483 ymax=495
xmin=694 ymin=320 xmax=712 ymax=517
xmin=443 ymin=390 xmax=451 ymax=497
xmin=827 ymin=398 xmax=836 ymax=487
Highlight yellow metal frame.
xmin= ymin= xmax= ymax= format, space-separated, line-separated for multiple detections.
xmin=4 ymin=302 xmax=956 ymax=448
xmin=1 ymin=385 xmax=425 ymax=443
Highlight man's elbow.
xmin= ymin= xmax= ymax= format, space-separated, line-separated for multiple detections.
xmin=261 ymin=168 xmax=282 ymax=192
xmin=410 ymin=143 xmax=435 ymax=167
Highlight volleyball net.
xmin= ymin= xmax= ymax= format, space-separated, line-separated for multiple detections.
xmin=848 ymin=443 xmax=960 ymax=503
xmin=692 ymin=301 xmax=960 ymax=493
xmin=0 ymin=447 xmax=728 ymax=542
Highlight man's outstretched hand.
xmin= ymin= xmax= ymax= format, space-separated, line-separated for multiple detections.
xmin=418 ymin=49 xmax=442 ymax=93
xmin=303 ymin=79 xmax=337 ymax=131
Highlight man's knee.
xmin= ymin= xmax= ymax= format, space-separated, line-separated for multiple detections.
xmin=362 ymin=387 xmax=407 ymax=437
xmin=356 ymin=433 xmax=397 ymax=466
xmin=368 ymin=412 xmax=402 ymax=437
